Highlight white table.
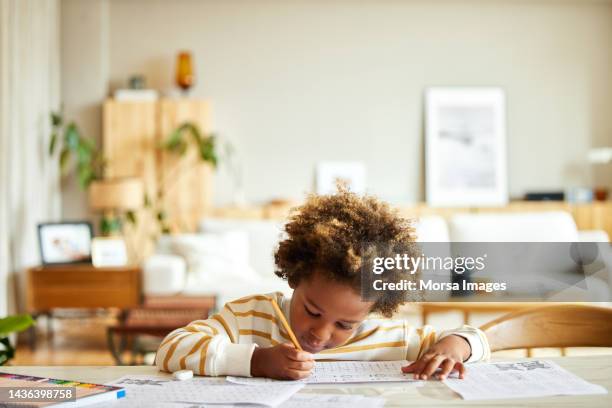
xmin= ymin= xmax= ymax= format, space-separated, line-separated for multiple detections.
xmin=2 ymin=356 xmax=610 ymax=407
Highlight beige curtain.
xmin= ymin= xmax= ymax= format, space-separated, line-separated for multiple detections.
xmin=0 ymin=0 xmax=61 ymax=316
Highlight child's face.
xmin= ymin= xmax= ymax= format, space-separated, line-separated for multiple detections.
xmin=289 ymin=271 xmax=374 ymax=353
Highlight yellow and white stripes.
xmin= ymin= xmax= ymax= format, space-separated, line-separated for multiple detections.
xmin=155 ymin=292 xmax=490 ymax=376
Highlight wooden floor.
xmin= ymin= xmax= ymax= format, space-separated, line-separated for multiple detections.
xmin=10 ymin=311 xmax=158 ymax=366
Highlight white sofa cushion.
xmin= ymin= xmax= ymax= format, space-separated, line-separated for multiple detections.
xmin=200 ymin=218 xmax=285 ymax=279
xmin=414 ymin=215 xmax=450 ymax=242
xmin=169 ymin=232 xmax=258 ymax=282
xmin=148 ymin=228 xmax=292 ymax=306
xmin=449 ymin=211 xmax=580 ymax=242
xmin=181 ymin=275 xmax=291 ymax=307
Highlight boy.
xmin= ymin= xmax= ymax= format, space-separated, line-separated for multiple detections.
xmin=156 ymin=189 xmax=490 ymax=380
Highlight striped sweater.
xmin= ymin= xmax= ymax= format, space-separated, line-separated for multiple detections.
xmin=156 ymin=292 xmax=491 ymax=377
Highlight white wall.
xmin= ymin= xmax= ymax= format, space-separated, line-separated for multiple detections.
xmin=61 ymin=0 xmax=109 ymax=218
xmin=61 ymin=0 xmax=612 ymax=214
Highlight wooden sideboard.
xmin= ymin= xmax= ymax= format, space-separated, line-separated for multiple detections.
xmin=26 ymin=265 xmax=141 ymax=314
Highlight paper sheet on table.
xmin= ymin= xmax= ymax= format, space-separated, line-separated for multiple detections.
xmin=281 ymin=393 xmax=386 ymax=408
xmin=105 ymin=375 xmax=304 ymax=407
xmin=227 ymin=360 xmax=418 ymax=384
xmin=444 ymin=360 xmax=608 ymax=400
xmin=127 ymin=394 xmax=385 ymax=408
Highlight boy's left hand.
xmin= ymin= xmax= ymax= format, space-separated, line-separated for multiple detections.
xmin=401 ymin=335 xmax=471 ymax=380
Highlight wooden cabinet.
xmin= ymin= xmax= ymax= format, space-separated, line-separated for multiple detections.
xmin=26 ymin=265 xmax=141 ymax=313
xmin=157 ymin=99 xmax=213 ymax=231
xmin=103 ymin=99 xmax=213 ymax=234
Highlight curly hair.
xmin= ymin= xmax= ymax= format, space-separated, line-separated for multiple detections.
xmin=274 ymin=187 xmax=420 ymax=317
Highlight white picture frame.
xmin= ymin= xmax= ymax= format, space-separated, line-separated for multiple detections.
xmin=425 ymin=87 xmax=508 ymax=207
xmin=91 ymin=237 xmax=128 ymax=267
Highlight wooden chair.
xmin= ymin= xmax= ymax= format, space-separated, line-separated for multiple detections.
xmin=481 ymin=305 xmax=612 ymax=355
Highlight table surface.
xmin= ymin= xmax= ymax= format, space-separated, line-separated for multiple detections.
xmin=2 ymin=356 xmax=610 ymax=407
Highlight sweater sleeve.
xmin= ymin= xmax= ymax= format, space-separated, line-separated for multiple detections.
xmin=407 ymin=324 xmax=491 ymax=363
xmin=315 ymin=318 xmax=490 ymax=363
xmin=155 ymin=304 xmax=256 ymax=376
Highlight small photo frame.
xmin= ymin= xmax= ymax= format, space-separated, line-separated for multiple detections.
xmin=425 ymin=87 xmax=508 ymax=207
xmin=37 ymin=221 xmax=93 ymax=265
xmin=91 ymin=237 xmax=128 ymax=267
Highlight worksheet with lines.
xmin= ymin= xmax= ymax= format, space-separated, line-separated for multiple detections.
xmin=227 ymin=360 xmax=419 ymax=384
xmin=106 ymin=375 xmax=304 ymax=407
xmin=443 ymin=360 xmax=607 ymax=400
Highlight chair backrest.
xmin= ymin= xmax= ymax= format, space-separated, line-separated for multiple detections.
xmin=480 ymin=304 xmax=612 ymax=351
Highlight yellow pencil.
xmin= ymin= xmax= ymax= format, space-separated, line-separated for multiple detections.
xmin=269 ymin=297 xmax=303 ymax=351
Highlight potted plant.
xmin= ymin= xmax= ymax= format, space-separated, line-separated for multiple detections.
xmin=49 ymin=112 xmax=221 ymax=235
xmin=0 ymin=314 xmax=34 ymax=365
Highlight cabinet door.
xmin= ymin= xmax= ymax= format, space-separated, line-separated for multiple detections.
xmin=103 ymin=100 xmax=159 ymax=257
xmin=103 ymin=100 xmax=158 ymax=192
xmin=158 ymin=99 xmax=213 ymax=231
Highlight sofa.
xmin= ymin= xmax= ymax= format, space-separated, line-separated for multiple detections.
xmin=142 ymin=211 xmax=609 ymax=307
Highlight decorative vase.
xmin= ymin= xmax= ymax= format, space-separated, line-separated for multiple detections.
xmin=175 ymin=51 xmax=195 ymax=94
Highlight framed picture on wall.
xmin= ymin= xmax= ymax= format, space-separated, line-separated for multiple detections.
xmin=425 ymin=87 xmax=508 ymax=207
xmin=37 ymin=221 xmax=93 ymax=265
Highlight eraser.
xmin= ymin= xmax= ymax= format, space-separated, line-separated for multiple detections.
xmin=173 ymin=369 xmax=193 ymax=381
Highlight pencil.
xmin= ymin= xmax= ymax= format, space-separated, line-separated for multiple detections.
xmin=269 ymin=297 xmax=303 ymax=351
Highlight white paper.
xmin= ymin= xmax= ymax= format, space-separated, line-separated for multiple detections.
xmin=106 ymin=375 xmax=304 ymax=407
xmin=117 ymin=394 xmax=385 ymax=408
xmin=281 ymin=393 xmax=386 ymax=408
xmin=227 ymin=360 xmax=418 ymax=384
xmin=444 ymin=360 xmax=608 ymax=400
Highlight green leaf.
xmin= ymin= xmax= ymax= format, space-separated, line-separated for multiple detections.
xmin=64 ymin=124 xmax=80 ymax=150
xmin=199 ymin=136 xmax=218 ymax=167
xmin=100 ymin=216 xmax=122 ymax=236
xmin=157 ymin=210 xmax=167 ymax=221
xmin=81 ymin=137 xmax=96 ymax=151
xmin=49 ymin=132 xmax=58 ymax=156
xmin=0 ymin=315 xmax=34 ymax=338
xmin=51 ymin=112 xmax=63 ymax=127
xmin=125 ymin=210 xmax=137 ymax=225
xmin=187 ymin=124 xmax=202 ymax=146
xmin=77 ymin=166 xmax=93 ymax=189
xmin=164 ymin=130 xmax=183 ymax=151
xmin=59 ymin=148 xmax=71 ymax=174
xmin=77 ymin=144 xmax=92 ymax=164
xmin=0 ymin=337 xmax=15 ymax=366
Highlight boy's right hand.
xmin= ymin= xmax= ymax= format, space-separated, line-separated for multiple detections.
xmin=250 ymin=342 xmax=314 ymax=380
